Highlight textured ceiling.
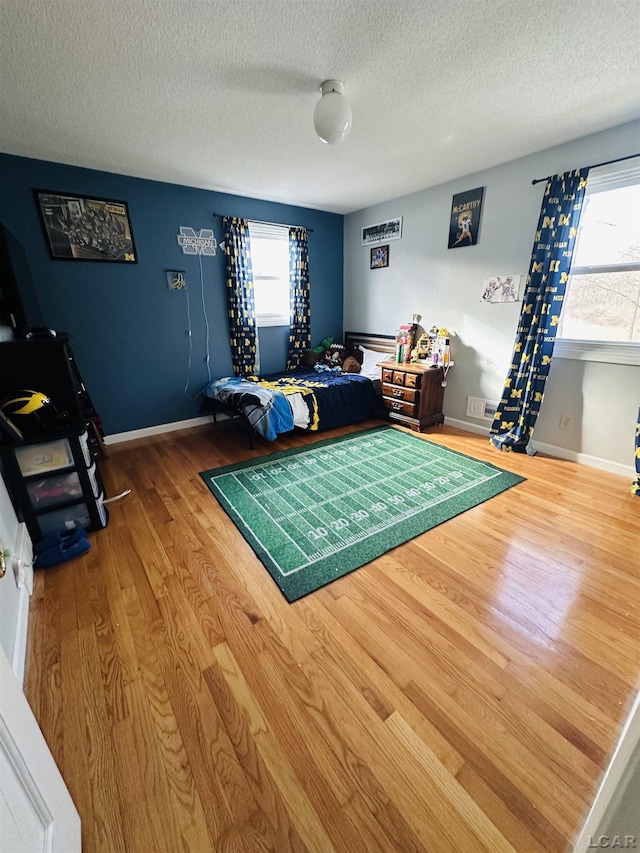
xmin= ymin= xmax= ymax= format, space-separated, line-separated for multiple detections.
xmin=1 ymin=0 xmax=639 ymax=214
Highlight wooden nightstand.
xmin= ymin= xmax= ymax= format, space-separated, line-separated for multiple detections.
xmin=377 ymin=361 xmax=447 ymax=431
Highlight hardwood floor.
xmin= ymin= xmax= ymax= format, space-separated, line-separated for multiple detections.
xmin=24 ymin=420 xmax=640 ymax=852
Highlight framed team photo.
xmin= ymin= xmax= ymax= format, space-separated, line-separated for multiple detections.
xmin=34 ymin=190 xmax=137 ymax=262
xmin=361 ymin=217 xmax=402 ymax=246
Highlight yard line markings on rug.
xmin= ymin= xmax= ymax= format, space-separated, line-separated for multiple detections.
xmin=200 ymin=426 xmax=525 ymax=601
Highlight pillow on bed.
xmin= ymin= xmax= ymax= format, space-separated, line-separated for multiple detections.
xmin=358 ymin=346 xmax=384 ymax=381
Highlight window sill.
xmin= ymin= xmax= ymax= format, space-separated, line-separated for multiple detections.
xmin=256 ymin=316 xmax=289 ymax=328
xmin=554 ymin=340 xmax=640 ymax=366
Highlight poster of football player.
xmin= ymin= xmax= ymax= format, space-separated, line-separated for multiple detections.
xmin=448 ymin=187 xmax=484 ymax=249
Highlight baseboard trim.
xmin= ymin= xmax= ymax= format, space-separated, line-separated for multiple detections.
xmin=106 ymin=414 xmax=635 ymax=479
xmin=445 ymin=417 xmax=490 ymax=437
xmin=528 ymin=440 xmax=635 ymax=479
xmin=105 ymin=414 xmax=214 ymax=445
xmin=445 ymin=417 xmax=635 ymax=479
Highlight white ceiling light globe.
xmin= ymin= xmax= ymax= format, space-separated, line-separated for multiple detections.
xmin=313 ymin=80 xmax=352 ymax=145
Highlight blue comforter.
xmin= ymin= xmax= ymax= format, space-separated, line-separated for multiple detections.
xmin=202 ymin=370 xmax=381 ymax=440
xmin=202 ymin=377 xmax=294 ymax=440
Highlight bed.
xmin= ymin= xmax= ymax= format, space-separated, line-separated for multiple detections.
xmin=201 ymin=332 xmax=395 ymax=446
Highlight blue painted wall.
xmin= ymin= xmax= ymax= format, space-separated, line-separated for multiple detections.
xmin=0 ymin=154 xmax=344 ymax=434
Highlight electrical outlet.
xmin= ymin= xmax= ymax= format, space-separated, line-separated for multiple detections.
xmin=559 ymin=413 xmax=574 ymax=430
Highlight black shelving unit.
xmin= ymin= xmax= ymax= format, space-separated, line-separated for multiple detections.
xmin=0 ymin=424 xmax=108 ymax=543
xmin=0 ymin=334 xmax=108 ymax=544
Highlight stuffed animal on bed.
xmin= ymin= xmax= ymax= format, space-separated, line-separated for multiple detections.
xmin=305 ymin=339 xmax=363 ymax=374
xmin=312 ymin=336 xmax=334 ymax=353
xmin=303 ymin=336 xmax=335 ymax=367
xmin=342 ymin=355 xmax=361 ymax=373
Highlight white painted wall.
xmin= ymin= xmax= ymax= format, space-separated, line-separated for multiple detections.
xmin=344 ymin=120 xmax=640 ymax=473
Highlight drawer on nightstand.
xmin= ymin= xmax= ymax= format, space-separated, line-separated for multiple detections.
xmin=382 ymin=383 xmax=418 ymax=403
xmin=392 ymin=370 xmax=407 ymax=386
xmin=381 ymin=367 xmax=395 ymax=384
xmin=383 ymin=397 xmax=417 ymax=418
xmin=405 ymin=372 xmax=421 ymax=389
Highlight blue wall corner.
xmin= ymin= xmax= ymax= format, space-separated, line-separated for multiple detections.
xmin=0 ymin=154 xmax=344 ymax=434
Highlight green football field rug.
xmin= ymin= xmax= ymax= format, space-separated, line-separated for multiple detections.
xmin=200 ymin=426 xmax=525 ymax=602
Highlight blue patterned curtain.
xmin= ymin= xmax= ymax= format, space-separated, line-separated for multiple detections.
xmin=286 ymin=226 xmax=311 ymax=371
xmin=223 ymin=217 xmax=256 ymax=377
xmin=490 ymin=168 xmax=589 ymax=454
xmin=632 ymin=408 xmax=640 ymax=496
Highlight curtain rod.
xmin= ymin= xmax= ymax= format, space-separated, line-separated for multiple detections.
xmin=212 ymin=213 xmax=313 ymax=233
xmin=531 ymin=152 xmax=640 ymax=185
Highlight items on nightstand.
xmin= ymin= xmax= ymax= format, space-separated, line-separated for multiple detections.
xmin=394 ymin=322 xmax=418 ymax=363
xmin=379 ymin=323 xmax=455 ymax=428
xmin=434 ymin=329 xmax=452 ymax=385
xmin=421 ymin=327 xmax=453 ymax=384
xmin=412 ymin=333 xmax=432 ymax=361
xmin=426 ymin=326 xmax=449 ymax=360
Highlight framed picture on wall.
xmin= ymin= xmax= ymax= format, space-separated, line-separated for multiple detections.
xmin=448 ymin=187 xmax=484 ymax=249
xmin=370 ymin=244 xmax=389 ymax=269
xmin=361 ymin=217 xmax=402 ymax=246
xmin=34 ymin=190 xmax=137 ymax=262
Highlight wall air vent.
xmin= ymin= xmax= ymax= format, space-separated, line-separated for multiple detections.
xmin=466 ymin=396 xmax=499 ymax=420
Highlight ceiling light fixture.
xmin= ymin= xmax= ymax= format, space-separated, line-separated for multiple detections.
xmin=313 ymin=80 xmax=352 ymax=145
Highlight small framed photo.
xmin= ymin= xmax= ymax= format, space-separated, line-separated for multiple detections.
xmin=370 ymin=244 xmax=389 ymax=269
xmin=34 ymin=190 xmax=137 ymax=262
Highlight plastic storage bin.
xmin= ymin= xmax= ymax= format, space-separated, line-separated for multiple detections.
xmin=1 ymin=427 xmax=107 ymax=543
xmin=38 ymin=502 xmax=93 ymax=534
xmin=26 ymin=471 xmax=84 ymax=510
xmin=15 ymin=438 xmax=73 ymax=476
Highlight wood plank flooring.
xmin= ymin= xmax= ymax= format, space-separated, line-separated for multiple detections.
xmin=23 ymin=420 xmax=640 ymax=852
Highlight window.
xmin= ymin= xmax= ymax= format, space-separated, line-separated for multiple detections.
xmin=556 ymin=158 xmax=640 ymax=364
xmin=248 ymin=222 xmax=290 ymax=327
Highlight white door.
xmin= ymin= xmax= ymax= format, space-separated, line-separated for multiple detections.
xmin=0 ymin=473 xmax=81 ymax=851
xmin=0 ymin=646 xmax=81 ymax=852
